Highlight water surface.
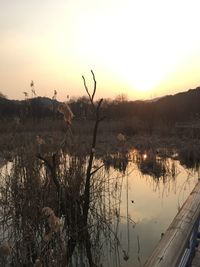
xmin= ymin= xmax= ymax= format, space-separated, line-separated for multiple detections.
xmin=108 ymin=157 xmax=199 ymax=267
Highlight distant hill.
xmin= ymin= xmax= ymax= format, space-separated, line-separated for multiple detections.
xmin=144 ymin=96 xmax=163 ymax=103
xmin=100 ymin=87 xmax=200 ymax=127
xmin=1 ymin=87 xmax=200 ymax=125
xmin=153 ymin=87 xmax=200 ymax=122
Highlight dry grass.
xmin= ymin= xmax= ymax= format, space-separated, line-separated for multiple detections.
xmin=0 ymin=73 xmax=133 ymax=267
xmin=1 ymin=74 xmax=200 ymax=266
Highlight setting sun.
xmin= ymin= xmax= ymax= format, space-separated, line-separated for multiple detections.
xmin=1 ymin=0 xmax=200 ymax=100
xmin=72 ymin=0 xmax=200 ymax=97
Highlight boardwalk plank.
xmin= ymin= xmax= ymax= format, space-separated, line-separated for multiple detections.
xmin=144 ymin=181 xmax=200 ymax=267
xmin=191 ymin=246 xmax=200 ymax=267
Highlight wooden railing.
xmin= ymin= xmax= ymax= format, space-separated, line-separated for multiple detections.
xmin=144 ymin=181 xmax=200 ymax=267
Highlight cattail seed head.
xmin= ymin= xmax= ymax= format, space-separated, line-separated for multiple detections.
xmin=0 ymin=242 xmax=12 ymax=258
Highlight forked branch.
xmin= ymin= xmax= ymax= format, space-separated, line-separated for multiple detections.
xmin=82 ymin=70 xmax=97 ymax=104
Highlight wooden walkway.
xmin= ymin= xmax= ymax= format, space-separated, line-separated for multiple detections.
xmin=144 ymin=180 xmax=200 ymax=267
xmin=191 ymin=228 xmax=200 ymax=267
xmin=191 ymin=246 xmax=200 ymax=267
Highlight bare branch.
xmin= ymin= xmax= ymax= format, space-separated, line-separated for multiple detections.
xmin=82 ymin=75 xmax=93 ymax=103
xmin=90 ymin=164 xmax=104 ymax=176
xmin=96 ymin=98 xmax=103 ymax=116
xmin=36 ymin=153 xmax=61 ymax=195
xmin=82 ymin=70 xmax=97 ymax=104
xmin=91 ymin=70 xmax=96 ymax=102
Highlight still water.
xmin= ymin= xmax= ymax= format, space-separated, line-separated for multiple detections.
xmin=106 ymin=156 xmax=199 ymax=267
xmin=0 ymin=151 xmax=199 ymax=267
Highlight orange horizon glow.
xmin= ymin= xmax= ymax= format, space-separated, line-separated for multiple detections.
xmin=1 ymin=0 xmax=200 ymax=101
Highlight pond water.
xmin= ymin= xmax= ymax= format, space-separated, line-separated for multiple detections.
xmin=101 ymin=154 xmax=199 ymax=267
xmin=0 ymin=150 xmax=199 ymax=267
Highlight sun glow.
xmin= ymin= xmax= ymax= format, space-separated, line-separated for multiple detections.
xmin=1 ymin=0 xmax=200 ymax=100
xmin=71 ymin=0 xmax=200 ymax=97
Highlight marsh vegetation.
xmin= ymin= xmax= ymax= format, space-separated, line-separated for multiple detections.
xmin=0 ymin=75 xmax=200 ymax=267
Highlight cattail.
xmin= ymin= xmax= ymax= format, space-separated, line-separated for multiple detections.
xmin=52 ymin=90 xmax=57 ymax=100
xmin=58 ymin=102 xmax=74 ymax=124
xmin=48 ymin=214 xmax=60 ymax=233
xmin=23 ymin=92 xmax=28 ymax=99
xmin=0 ymin=242 xmax=12 ymax=258
xmin=30 ymin=80 xmax=34 ymax=87
xmin=42 ymin=207 xmax=60 ymax=241
xmin=117 ymin=133 xmax=126 ymax=142
xmin=42 ymin=207 xmax=54 ymax=217
xmin=36 ymin=135 xmax=45 ymax=145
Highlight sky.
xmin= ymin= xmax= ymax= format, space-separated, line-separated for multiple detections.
xmin=1 ymin=0 xmax=200 ymax=101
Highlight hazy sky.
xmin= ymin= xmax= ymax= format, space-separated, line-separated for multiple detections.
xmin=1 ymin=0 xmax=200 ymax=101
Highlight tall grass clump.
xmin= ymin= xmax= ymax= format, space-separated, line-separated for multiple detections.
xmin=0 ymin=71 xmax=130 ymax=267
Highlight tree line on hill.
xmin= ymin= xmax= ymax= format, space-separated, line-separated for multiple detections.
xmin=0 ymin=87 xmax=200 ymax=129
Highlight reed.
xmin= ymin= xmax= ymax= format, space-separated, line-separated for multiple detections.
xmin=0 ymin=72 xmax=130 ymax=267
